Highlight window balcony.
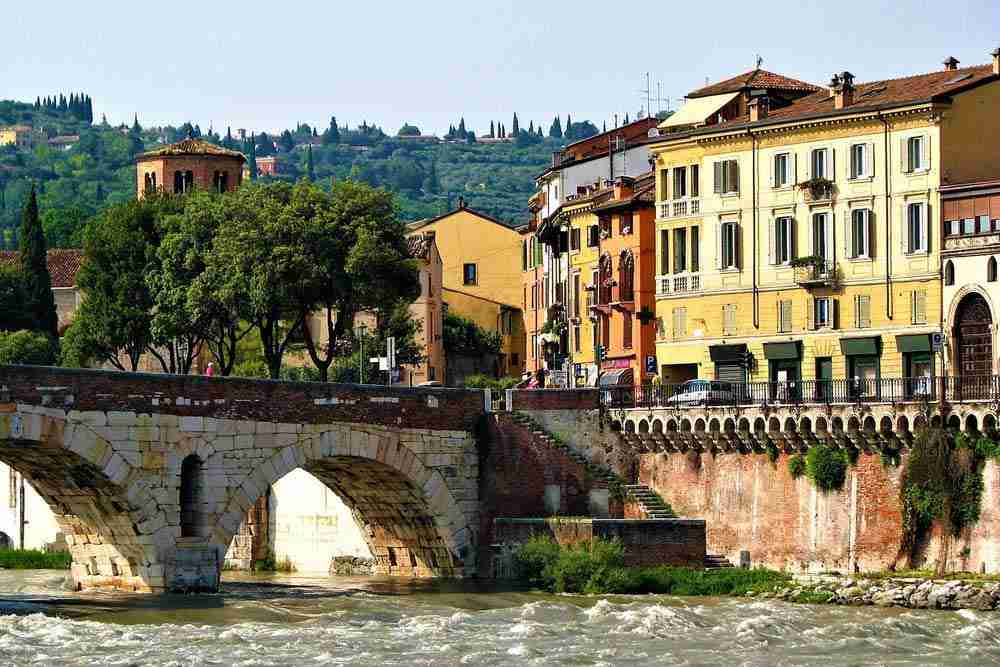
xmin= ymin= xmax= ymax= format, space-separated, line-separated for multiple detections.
xmin=657 ymin=273 xmax=702 ymax=295
xmin=658 ymin=198 xmax=701 ymax=220
xmin=793 ymin=259 xmax=837 ymax=288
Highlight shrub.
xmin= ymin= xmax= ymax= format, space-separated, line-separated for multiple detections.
xmin=511 ymin=536 xmax=561 ymax=588
xmin=232 ymin=359 xmax=269 ymax=378
xmin=0 ymin=548 xmax=71 ymax=569
xmin=0 ymin=329 xmax=57 ymax=365
xmin=788 ymin=454 xmax=806 ymax=479
xmin=463 ymin=374 xmax=520 ymax=391
xmin=766 ymin=441 xmax=780 ymax=464
xmin=805 ymin=443 xmax=848 ymax=491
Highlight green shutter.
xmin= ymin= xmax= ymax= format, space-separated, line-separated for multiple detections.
xmin=896 ymin=334 xmax=932 ymax=353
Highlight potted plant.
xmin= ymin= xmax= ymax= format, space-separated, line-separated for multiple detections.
xmin=796 ymin=177 xmax=835 ymax=201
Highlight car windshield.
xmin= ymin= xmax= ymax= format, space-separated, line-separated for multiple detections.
xmin=681 ymin=380 xmax=710 ymax=392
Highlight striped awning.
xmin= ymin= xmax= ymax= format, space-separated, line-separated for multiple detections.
xmin=598 ymin=368 xmax=634 ymax=386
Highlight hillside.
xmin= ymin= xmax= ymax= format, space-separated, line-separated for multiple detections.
xmin=0 ymin=100 xmax=598 ymax=249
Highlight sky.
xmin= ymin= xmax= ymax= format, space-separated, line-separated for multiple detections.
xmin=5 ymin=0 xmax=999 ymax=137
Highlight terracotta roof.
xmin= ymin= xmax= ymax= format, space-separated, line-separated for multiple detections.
xmin=763 ymin=64 xmax=996 ymax=123
xmin=407 ymin=205 xmax=516 ymax=231
xmin=137 ymin=138 xmax=246 ymax=161
xmin=48 ymin=135 xmax=79 ymax=145
xmin=0 ymin=249 xmax=84 ymax=288
xmin=687 ymin=69 xmax=821 ymax=99
xmin=406 ymin=232 xmax=435 ymax=260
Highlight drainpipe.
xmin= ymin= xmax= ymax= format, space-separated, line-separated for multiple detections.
xmin=749 ymin=129 xmax=760 ymax=329
xmin=879 ymin=113 xmax=892 ymax=319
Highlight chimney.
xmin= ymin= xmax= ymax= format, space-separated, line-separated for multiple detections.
xmin=943 ymin=56 xmax=960 ymax=71
xmin=993 ymin=48 xmax=1000 ymax=75
xmin=832 ymin=71 xmax=855 ymax=109
xmin=748 ymin=96 xmax=769 ymax=122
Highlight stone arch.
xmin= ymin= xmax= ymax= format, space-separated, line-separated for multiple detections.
xmin=180 ymin=454 xmax=205 ymax=538
xmin=815 ymin=417 xmax=828 ymax=434
xmin=783 ymin=417 xmax=797 ymax=433
xmin=213 ymin=425 xmax=473 ymax=580
xmin=709 ymin=418 xmax=721 ymax=433
xmin=832 ymin=416 xmax=845 ymax=433
xmin=0 ymin=408 xmax=157 ymax=592
xmin=989 ymin=257 xmax=998 ymax=283
xmin=947 ymin=414 xmax=961 ymax=431
xmin=848 ymin=416 xmax=861 ymax=433
xmin=931 ymin=414 xmax=942 ymax=428
xmin=666 ymin=418 xmax=678 ymax=432
xmin=694 ymin=418 xmax=706 ymax=433
xmin=724 ymin=418 xmax=736 ymax=434
xmin=800 ymin=417 xmax=813 ymax=435
xmin=896 ymin=415 xmax=910 ymax=433
xmin=965 ymin=414 xmax=979 ymax=433
xmin=753 ymin=418 xmax=766 ymax=434
xmin=638 ymin=419 xmax=650 ymax=434
xmin=986 ymin=414 xmax=997 ymax=433
xmin=863 ymin=416 xmax=877 ymax=434
xmin=624 ymin=420 xmax=636 ymax=433
xmin=738 ymin=418 xmax=751 ymax=433
xmin=611 ymin=419 xmax=623 ymax=432
xmin=768 ymin=417 xmax=781 ymax=432
xmin=948 ymin=286 xmax=998 ymax=375
xmin=945 ymin=260 xmax=955 ymax=286
xmin=680 ymin=418 xmax=693 ymax=432
xmin=651 ymin=419 xmax=663 ymax=434
xmin=914 ymin=415 xmax=928 ymax=431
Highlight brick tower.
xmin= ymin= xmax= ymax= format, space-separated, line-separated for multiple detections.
xmin=135 ymin=137 xmax=245 ymax=199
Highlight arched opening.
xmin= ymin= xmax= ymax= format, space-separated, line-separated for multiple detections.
xmin=624 ymin=420 xmax=636 ymax=433
xmin=638 ymin=420 xmax=649 ymax=434
xmin=754 ymin=417 xmax=767 ymax=434
xmin=965 ymin=414 xmax=979 ymax=433
xmin=180 ymin=454 xmax=204 ymax=538
xmin=651 ymin=420 xmax=663 ymax=434
xmin=863 ymin=416 xmax=877 ymax=433
xmin=954 ymin=292 xmax=993 ymax=380
xmin=986 ymin=414 xmax=997 ymax=434
xmin=724 ymin=418 xmax=736 ymax=434
xmin=709 ymin=418 xmax=721 ymax=433
xmin=598 ymin=254 xmax=613 ymax=304
xmin=880 ymin=416 xmax=893 ymax=433
xmin=800 ymin=417 xmax=813 ymax=436
xmin=694 ymin=418 xmax=706 ymax=433
xmin=848 ymin=417 xmax=861 ymax=433
xmin=213 ymin=170 xmax=229 ymax=193
xmin=619 ymin=250 xmax=635 ymax=302
xmin=783 ymin=417 xmax=797 ymax=433
xmin=897 ymin=415 xmax=910 ymax=434
xmin=989 ymin=257 xmax=998 ymax=283
xmin=738 ymin=418 xmax=751 ymax=433
xmin=768 ymin=417 xmax=781 ymax=432
xmin=666 ymin=419 xmax=678 ymax=432
xmin=832 ymin=416 xmax=844 ymax=433
xmin=947 ymin=414 xmax=961 ymax=431
xmin=681 ymin=418 xmax=692 ymax=432
xmin=945 ymin=260 xmax=955 ymax=286
xmin=914 ymin=415 xmax=928 ymax=432
xmin=816 ymin=417 xmax=829 ymax=434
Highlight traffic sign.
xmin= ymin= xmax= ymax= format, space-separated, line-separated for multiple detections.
xmin=932 ymin=332 xmax=944 ymax=352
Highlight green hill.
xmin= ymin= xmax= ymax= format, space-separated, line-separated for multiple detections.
xmin=0 ymin=100 xmax=599 ymax=249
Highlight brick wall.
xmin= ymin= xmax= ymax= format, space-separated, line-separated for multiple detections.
xmin=510 ymin=388 xmax=599 ymax=411
xmin=0 ymin=365 xmax=485 ymax=432
xmin=493 ymin=517 xmax=706 ymax=570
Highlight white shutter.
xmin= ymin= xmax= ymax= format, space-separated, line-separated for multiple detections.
xmin=769 ymin=155 xmax=776 ymax=189
xmin=793 ymin=152 xmax=799 ymax=185
xmin=921 ymin=203 xmax=929 ymax=252
xmin=900 ymin=204 xmax=908 ymax=254
xmin=868 ymin=142 xmax=876 ymax=178
xmin=735 ymin=223 xmax=742 ymax=269
xmin=768 ymin=218 xmax=775 ymax=265
xmin=790 ymin=217 xmax=797 ymax=260
xmin=922 ymin=134 xmax=931 ymax=172
xmin=825 ymin=213 xmax=834 ymax=263
xmin=830 ymin=147 xmax=837 ymax=181
xmin=807 ymin=298 xmax=815 ymax=330
xmin=845 ymin=210 xmax=853 ymax=258
xmin=716 ymin=221 xmax=723 ymax=269
xmin=900 ymin=137 xmax=909 ymax=173
xmin=804 ymin=150 xmax=811 ymax=180
xmin=713 ymin=162 xmax=722 ymax=194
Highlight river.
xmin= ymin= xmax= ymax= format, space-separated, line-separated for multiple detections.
xmin=1 ymin=570 xmax=999 ymax=665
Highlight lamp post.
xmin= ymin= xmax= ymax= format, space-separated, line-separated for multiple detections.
xmin=355 ymin=324 xmax=368 ymax=384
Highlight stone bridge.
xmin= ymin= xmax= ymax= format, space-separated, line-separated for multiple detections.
xmin=0 ymin=365 xmax=487 ymax=592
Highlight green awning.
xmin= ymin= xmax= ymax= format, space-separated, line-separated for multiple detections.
xmin=709 ymin=344 xmax=747 ymax=362
xmin=841 ymin=336 xmax=880 ymax=356
xmin=896 ymin=334 xmax=932 ymax=353
xmin=763 ymin=342 xmax=801 ymax=360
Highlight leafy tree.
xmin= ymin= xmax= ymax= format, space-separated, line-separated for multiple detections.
xmin=256 ymin=132 xmax=275 ymax=157
xmin=306 ymin=144 xmax=315 ymax=181
xmin=422 ymin=161 xmax=440 ymax=194
xmin=458 ymin=117 xmax=467 ymax=139
xmin=0 ymin=329 xmax=57 ymax=365
xmin=18 ymin=186 xmax=58 ymax=336
xmin=41 ymin=206 xmax=89 ymax=248
xmin=397 ymin=123 xmax=421 ymax=137
xmin=0 ymin=264 xmax=31 ymax=331
xmin=565 ymin=120 xmax=600 ymax=142
xmin=248 ymin=135 xmax=258 ymax=180
xmin=489 ymin=121 xmax=495 ymax=138
xmin=323 ymin=116 xmax=341 ymax=145
xmin=278 ymin=130 xmax=295 ymax=152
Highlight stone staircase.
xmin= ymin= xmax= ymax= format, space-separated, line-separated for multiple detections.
xmin=510 ymin=412 xmax=674 ymax=518
xmin=704 ymin=554 xmax=735 ymax=569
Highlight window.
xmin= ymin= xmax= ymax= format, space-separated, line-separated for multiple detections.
xmin=906 ymin=202 xmax=928 ymax=254
xmin=773 ymin=153 xmax=791 ymax=188
xmin=906 ymin=136 xmax=926 ymax=172
xmin=598 ymin=254 xmax=613 ymax=304
xmin=674 ymin=228 xmax=687 ymax=273
xmin=773 ymin=216 xmax=793 ymax=265
xmin=979 ymin=215 xmax=992 ymax=234
xmin=778 ymin=300 xmax=792 ymax=333
xmin=911 ymin=290 xmax=927 ymax=324
xmin=572 ymin=273 xmax=581 ymax=318
xmin=180 ymin=454 xmax=203 ymax=538
xmin=849 ymin=143 xmax=870 ymax=180
xmin=532 ymin=334 xmax=538 ymax=362
xmin=587 ymin=225 xmax=599 ymax=247
xmin=673 ymin=168 xmax=687 ymax=199
xmin=511 ymin=353 xmax=519 ymax=366
xmin=569 ymin=228 xmax=580 ymax=251
xmin=811 ymin=212 xmax=831 ymax=262
xmin=144 ymin=172 xmax=157 ymax=194
xmin=522 ymin=241 xmax=528 ymax=271
xmin=660 ymin=229 xmax=670 ymax=274
xmin=659 ymin=169 xmax=670 ymax=200
xmin=854 ymin=294 xmax=871 ymax=329
xmin=621 ymin=211 xmax=633 ymax=235
xmin=174 ymin=170 xmax=194 ymax=194
xmin=672 ymin=307 xmax=687 ymax=339
xmin=623 ymin=311 xmax=633 ymax=349
xmin=813 ymin=297 xmax=832 ymax=329
xmin=619 ymin=251 xmax=635 ymax=302
xmin=531 ymin=282 xmax=537 ymax=309
xmin=601 ymin=313 xmax=610 ymax=347
xmin=213 ymin=171 xmax=229 ymax=193
xmin=811 ymin=148 xmax=830 ymax=180
xmin=990 ymin=257 xmax=998 ymax=283
xmin=691 ymin=226 xmax=700 ymax=272
xmin=588 ymin=270 xmax=597 ymax=308
xmin=713 ymin=159 xmax=739 ymax=195
xmin=723 ymin=304 xmax=737 ymax=335
xmin=573 ymin=324 xmax=581 ymax=353
xmin=534 ymin=238 xmax=543 ymax=265
xmin=690 ymin=165 xmax=699 ymax=197
xmin=850 ymin=209 xmax=872 ymax=259
xmin=463 ymin=263 xmax=477 ymax=285
xmin=944 ymin=260 xmax=955 ymax=286
xmin=720 ymin=221 xmax=739 ymax=269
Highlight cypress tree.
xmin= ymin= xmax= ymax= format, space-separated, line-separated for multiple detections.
xmin=528 ymin=120 xmax=534 ymax=134
xmin=86 ymin=96 xmax=94 ymax=124
xmin=566 ymin=115 xmax=571 ymax=135
xmin=18 ymin=186 xmax=58 ymax=337
xmin=34 ymin=97 xmax=40 ymax=110
xmin=248 ymin=134 xmax=258 ymax=180
xmin=489 ymin=121 xmax=495 ymax=138
xmin=306 ymin=144 xmax=315 ymax=181
xmin=512 ymin=113 xmax=519 ymax=136
xmin=458 ymin=117 xmax=467 ymax=139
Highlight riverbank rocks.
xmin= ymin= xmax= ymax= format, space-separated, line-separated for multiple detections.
xmin=767 ymin=574 xmax=1000 ymax=611
xmin=329 ymin=556 xmax=375 ymax=576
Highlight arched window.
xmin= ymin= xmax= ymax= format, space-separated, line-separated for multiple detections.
xmin=179 ymin=454 xmax=204 ymax=538
xmin=213 ymin=171 xmax=229 ymax=193
xmin=144 ymin=173 xmax=153 ymax=194
xmin=945 ymin=260 xmax=955 ymax=286
xmin=174 ymin=170 xmax=185 ymax=194
xmin=598 ymin=254 xmax=613 ymax=304
xmin=619 ymin=250 xmax=635 ymax=302
xmin=989 ymin=257 xmax=997 ymax=283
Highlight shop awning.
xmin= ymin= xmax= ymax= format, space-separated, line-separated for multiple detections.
xmin=896 ymin=334 xmax=932 ymax=353
xmin=763 ymin=342 xmax=801 ymax=360
xmin=598 ymin=368 xmax=634 ymax=386
xmin=840 ymin=336 xmax=880 ymax=356
xmin=709 ymin=344 xmax=747 ymax=363
xmin=658 ymin=92 xmax=740 ymax=129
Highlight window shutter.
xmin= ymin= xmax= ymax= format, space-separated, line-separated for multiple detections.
xmin=807 ymin=298 xmax=815 ymax=330
xmin=768 ymin=218 xmax=776 ymax=265
xmin=804 ymin=151 xmax=811 ymax=180
xmin=854 ymin=294 xmax=860 ymax=328
xmin=830 ymin=147 xmax=837 ymax=180
xmin=900 ymin=204 xmax=908 ymax=254
xmin=921 ymin=203 xmax=930 ymax=252
xmin=860 ymin=295 xmax=871 ymax=328
xmin=845 ymin=211 xmax=854 ymax=259
xmin=732 ymin=160 xmax=740 ymax=194
xmin=900 ymin=137 xmax=909 ymax=173
xmin=793 ymin=152 xmax=799 ymax=184
xmin=868 ymin=142 xmax=876 ymax=178
xmin=735 ymin=223 xmax=742 ymax=269
xmin=790 ymin=217 xmax=797 ymax=260
xmin=713 ymin=162 xmax=722 ymax=194
xmin=832 ymin=298 xmax=840 ymax=329
xmin=917 ymin=290 xmax=927 ymax=324
xmin=922 ymin=134 xmax=931 ymax=171
xmin=825 ymin=213 xmax=834 ymax=263
xmin=769 ymin=156 xmax=776 ymax=189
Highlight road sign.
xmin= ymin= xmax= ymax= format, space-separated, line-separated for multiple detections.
xmin=932 ymin=332 xmax=944 ymax=352
xmin=645 ymin=355 xmax=657 ymax=374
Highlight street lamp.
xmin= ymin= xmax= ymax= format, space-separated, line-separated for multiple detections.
xmin=355 ymin=324 xmax=368 ymax=384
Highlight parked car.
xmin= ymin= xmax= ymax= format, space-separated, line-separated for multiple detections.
xmin=668 ymin=380 xmax=736 ymax=406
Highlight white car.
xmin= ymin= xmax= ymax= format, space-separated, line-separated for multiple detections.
xmin=668 ymin=380 xmax=735 ymax=406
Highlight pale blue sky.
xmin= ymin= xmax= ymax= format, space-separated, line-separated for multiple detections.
xmin=6 ymin=0 xmax=999 ymax=136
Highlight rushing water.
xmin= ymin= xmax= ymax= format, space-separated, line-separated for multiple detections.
xmin=2 ymin=570 xmax=1000 ymax=665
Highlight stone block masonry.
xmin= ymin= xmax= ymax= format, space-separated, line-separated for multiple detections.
xmin=0 ymin=365 xmax=486 ymax=592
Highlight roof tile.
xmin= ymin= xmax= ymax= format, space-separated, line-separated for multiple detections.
xmin=687 ymin=69 xmax=820 ymax=99
xmin=0 ymin=249 xmax=84 ymax=288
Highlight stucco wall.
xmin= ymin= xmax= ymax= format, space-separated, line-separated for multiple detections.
xmin=0 ymin=463 xmax=63 ymax=550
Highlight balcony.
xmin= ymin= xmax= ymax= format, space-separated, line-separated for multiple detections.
xmin=657 ymin=273 xmax=702 ymax=295
xmin=658 ymin=198 xmax=701 ymax=220
xmin=793 ymin=258 xmax=837 ymax=288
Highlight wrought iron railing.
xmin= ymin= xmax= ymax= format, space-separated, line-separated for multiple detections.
xmin=602 ymin=375 xmax=998 ymax=410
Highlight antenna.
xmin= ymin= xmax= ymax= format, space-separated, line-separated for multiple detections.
xmin=637 ymin=72 xmax=652 ymax=120
xmin=652 ymin=82 xmax=669 ymax=115
xmin=755 ymin=54 xmax=763 ymax=69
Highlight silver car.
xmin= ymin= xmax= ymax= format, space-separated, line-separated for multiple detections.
xmin=668 ymin=380 xmax=735 ymax=406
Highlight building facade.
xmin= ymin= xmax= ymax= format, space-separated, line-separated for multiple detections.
xmin=0 ymin=125 xmax=41 ymax=149
xmin=651 ymin=54 xmax=1000 ymax=392
xmin=135 ymin=137 xmax=245 ymax=198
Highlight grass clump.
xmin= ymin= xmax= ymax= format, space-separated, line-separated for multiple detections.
xmin=788 ymin=454 xmax=806 ymax=479
xmin=252 ymin=549 xmax=296 ymax=573
xmin=806 ymin=442 xmax=848 ymax=491
xmin=511 ymin=537 xmax=789 ymax=595
xmin=0 ymin=549 xmax=71 ymax=570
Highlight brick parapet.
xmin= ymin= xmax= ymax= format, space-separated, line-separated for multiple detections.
xmin=510 ymin=388 xmax=599 ymax=411
xmin=0 ymin=365 xmax=486 ymax=431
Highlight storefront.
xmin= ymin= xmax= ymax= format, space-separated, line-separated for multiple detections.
xmin=709 ymin=344 xmax=749 ymax=385
xmin=897 ymin=334 xmax=935 ymax=397
xmin=763 ymin=341 xmax=802 ymax=401
xmin=841 ymin=336 xmax=880 ymax=398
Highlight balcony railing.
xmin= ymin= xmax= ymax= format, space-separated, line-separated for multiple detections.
xmin=657 ymin=273 xmax=702 ymax=295
xmin=602 ymin=375 xmax=1000 ymax=410
xmin=794 ymin=259 xmax=836 ymax=287
xmin=658 ymin=198 xmax=701 ymax=219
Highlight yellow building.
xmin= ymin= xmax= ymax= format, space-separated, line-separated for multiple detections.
xmin=0 ymin=125 xmax=40 ymax=149
xmin=563 ymin=190 xmax=606 ymax=385
xmin=407 ymin=199 xmax=525 ymax=378
xmin=651 ymin=53 xmax=1000 ymax=391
